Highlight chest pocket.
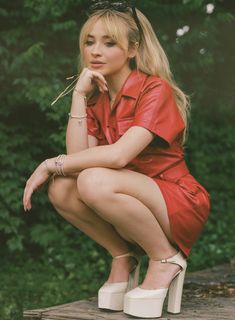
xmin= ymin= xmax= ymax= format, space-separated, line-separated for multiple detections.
xmin=116 ymin=118 xmax=134 ymax=137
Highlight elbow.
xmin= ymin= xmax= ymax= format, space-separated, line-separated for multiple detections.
xmin=111 ymin=148 xmax=129 ymax=169
xmin=114 ymin=157 xmax=128 ymax=169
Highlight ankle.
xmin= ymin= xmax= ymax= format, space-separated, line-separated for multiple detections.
xmin=107 ymin=253 xmax=140 ymax=284
xmin=149 ymin=248 xmax=178 ymax=261
xmin=149 ymin=259 xmax=181 ymax=273
xmin=109 ymin=248 xmax=130 ymax=258
xmin=106 ymin=256 xmax=128 ymax=283
xmin=140 ymin=259 xmax=181 ymax=290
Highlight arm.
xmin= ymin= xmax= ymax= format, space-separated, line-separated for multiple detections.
xmin=63 ymin=126 xmax=154 ymax=172
xmin=66 ymin=93 xmax=89 ymax=153
xmin=66 ymin=68 xmax=107 ymax=153
xmin=66 ymin=92 xmax=98 ymax=153
xmin=23 ymin=126 xmax=154 ymax=211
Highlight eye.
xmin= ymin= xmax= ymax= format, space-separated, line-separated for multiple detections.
xmin=105 ymin=41 xmax=116 ymax=47
xmin=85 ymin=40 xmax=94 ymax=46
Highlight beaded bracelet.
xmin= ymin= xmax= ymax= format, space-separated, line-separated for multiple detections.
xmin=55 ymin=154 xmax=66 ymax=176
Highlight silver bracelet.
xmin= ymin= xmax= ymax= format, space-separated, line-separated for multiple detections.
xmin=68 ymin=113 xmax=87 ymax=119
xmin=68 ymin=113 xmax=87 ymax=125
xmin=54 ymin=154 xmax=66 ymax=176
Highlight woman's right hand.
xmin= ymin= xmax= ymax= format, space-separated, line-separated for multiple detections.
xmin=74 ymin=68 xmax=108 ymax=96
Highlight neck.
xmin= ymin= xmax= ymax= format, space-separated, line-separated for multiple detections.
xmin=105 ymin=67 xmax=132 ymax=100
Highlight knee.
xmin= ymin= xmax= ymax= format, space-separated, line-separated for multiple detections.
xmin=48 ymin=176 xmax=76 ymax=210
xmin=77 ymin=168 xmax=112 ymax=205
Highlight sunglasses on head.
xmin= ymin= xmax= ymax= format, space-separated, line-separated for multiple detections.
xmin=87 ymin=0 xmax=143 ymax=38
xmin=88 ymin=1 xmax=130 ymax=13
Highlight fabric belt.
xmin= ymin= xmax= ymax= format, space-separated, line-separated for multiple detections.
xmin=157 ymin=160 xmax=189 ymax=183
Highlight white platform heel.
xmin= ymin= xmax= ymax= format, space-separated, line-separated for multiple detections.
xmin=123 ymin=251 xmax=187 ymax=318
xmin=98 ymin=252 xmax=141 ymax=311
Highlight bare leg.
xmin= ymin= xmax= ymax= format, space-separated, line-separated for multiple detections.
xmin=48 ymin=175 xmax=140 ymax=282
xmin=77 ymin=168 xmax=181 ymax=289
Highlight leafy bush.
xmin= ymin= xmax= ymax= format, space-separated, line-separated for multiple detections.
xmin=186 ymin=110 xmax=235 ymax=269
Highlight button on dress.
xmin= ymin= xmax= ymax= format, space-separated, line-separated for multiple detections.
xmin=86 ymin=70 xmax=210 ymax=257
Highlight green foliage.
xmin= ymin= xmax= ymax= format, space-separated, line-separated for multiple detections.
xmin=0 ymin=1 xmax=234 ymax=318
xmin=0 ymin=255 xmax=105 ymax=320
xmin=185 ymin=111 xmax=235 ymax=269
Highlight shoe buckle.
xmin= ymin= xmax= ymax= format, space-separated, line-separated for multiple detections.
xmin=161 ymin=258 xmax=168 ymax=263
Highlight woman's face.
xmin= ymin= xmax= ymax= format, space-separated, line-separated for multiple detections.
xmin=83 ymin=19 xmax=134 ymax=77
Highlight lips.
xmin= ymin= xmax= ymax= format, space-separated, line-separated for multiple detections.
xmin=90 ymin=61 xmax=105 ymax=64
xmin=90 ymin=61 xmax=106 ymax=69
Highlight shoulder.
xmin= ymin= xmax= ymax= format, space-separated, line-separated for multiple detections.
xmin=141 ymin=74 xmax=172 ymax=96
xmin=137 ymin=74 xmax=173 ymax=107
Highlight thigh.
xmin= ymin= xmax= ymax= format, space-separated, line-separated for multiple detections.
xmin=80 ymin=168 xmax=173 ymax=242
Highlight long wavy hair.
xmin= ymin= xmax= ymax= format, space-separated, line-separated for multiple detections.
xmin=79 ymin=9 xmax=190 ymax=144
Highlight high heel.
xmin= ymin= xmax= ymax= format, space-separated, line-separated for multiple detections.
xmin=98 ymin=252 xmax=141 ymax=311
xmin=123 ymin=251 xmax=187 ymax=318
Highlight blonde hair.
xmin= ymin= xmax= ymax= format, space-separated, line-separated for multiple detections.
xmin=79 ymin=9 xmax=190 ymax=144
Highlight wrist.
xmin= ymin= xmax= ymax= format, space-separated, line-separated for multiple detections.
xmin=48 ymin=155 xmax=68 ymax=176
xmin=44 ymin=155 xmax=69 ymax=176
xmin=43 ymin=158 xmax=56 ymax=174
xmin=73 ymin=88 xmax=87 ymax=99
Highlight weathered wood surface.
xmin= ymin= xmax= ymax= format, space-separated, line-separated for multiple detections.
xmin=23 ymin=263 xmax=235 ymax=320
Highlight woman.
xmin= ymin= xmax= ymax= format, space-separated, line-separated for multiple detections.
xmin=23 ymin=1 xmax=210 ymax=318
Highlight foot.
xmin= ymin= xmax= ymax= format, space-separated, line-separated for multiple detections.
xmin=106 ymin=255 xmax=138 ymax=283
xmin=140 ymin=258 xmax=181 ymax=290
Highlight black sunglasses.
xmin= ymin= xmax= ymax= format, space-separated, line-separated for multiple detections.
xmin=87 ymin=1 xmax=143 ymax=38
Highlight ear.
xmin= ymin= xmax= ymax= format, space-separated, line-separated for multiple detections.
xmin=128 ymin=42 xmax=139 ymax=59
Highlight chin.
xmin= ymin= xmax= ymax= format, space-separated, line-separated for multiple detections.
xmin=89 ymin=66 xmax=106 ymax=74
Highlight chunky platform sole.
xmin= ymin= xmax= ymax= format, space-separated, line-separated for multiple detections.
xmin=98 ymin=282 xmax=128 ymax=311
xmin=98 ymin=252 xmax=141 ymax=311
xmin=123 ymin=252 xmax=187 ymax=318
xmin=124 ymin=287 xmax=168 ymax=318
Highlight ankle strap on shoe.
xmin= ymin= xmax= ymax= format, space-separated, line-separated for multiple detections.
xmin=113 ymin=252 xmax=132 ymax=259
xmin=152 ymin=252 xmax=187 ymax=270
xmin=113 ymin=251 xmax=140 ymax=261
xmin=113 ymin=251 xmax=141 ymax=270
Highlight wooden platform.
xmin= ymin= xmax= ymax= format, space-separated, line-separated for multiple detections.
xmin=23 ymin=263 xmax=235 ymax=320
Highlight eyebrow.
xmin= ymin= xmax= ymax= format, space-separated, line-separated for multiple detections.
xmin=87 ymin=34 xmax=113 ymax=40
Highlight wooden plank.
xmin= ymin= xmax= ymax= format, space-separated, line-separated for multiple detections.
xmin=23 ymin=263 xmax=235 ymax=320
xmin=23 ymin=295 xmax=235 ymax=320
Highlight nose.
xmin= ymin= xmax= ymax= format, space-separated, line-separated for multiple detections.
xmin=91 ymin=43 xmax=102 ymax=56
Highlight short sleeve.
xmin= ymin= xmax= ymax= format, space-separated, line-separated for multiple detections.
xmin=132 ymin=79 xmax=185 ymax=145
xmin=86 ymin=107 xmax=100 ymax=138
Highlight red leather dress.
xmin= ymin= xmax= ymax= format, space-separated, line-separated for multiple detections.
xmin=86 ymin=70 xmax=210 ymax=257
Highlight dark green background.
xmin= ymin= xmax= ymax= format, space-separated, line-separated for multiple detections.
xmin=0 ymin=1 xmax=234 ymax=319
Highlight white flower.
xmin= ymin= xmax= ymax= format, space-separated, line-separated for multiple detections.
xmin=200 ymin=48 xmax=206 ymax=54
xmin=183 ymin=25 xmax=190 ymax=33
xmin=206 ymin=3 xmax=215 ymax=14
xmin=176 ymin=28 xmax=184 ymax=37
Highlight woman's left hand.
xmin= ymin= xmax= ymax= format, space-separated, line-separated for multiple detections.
xmin=23 ymin=161 xmax=51 ymax=212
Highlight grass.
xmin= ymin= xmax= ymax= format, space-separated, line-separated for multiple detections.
xmin=0 ymin=255 xmax=99 ymax=320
